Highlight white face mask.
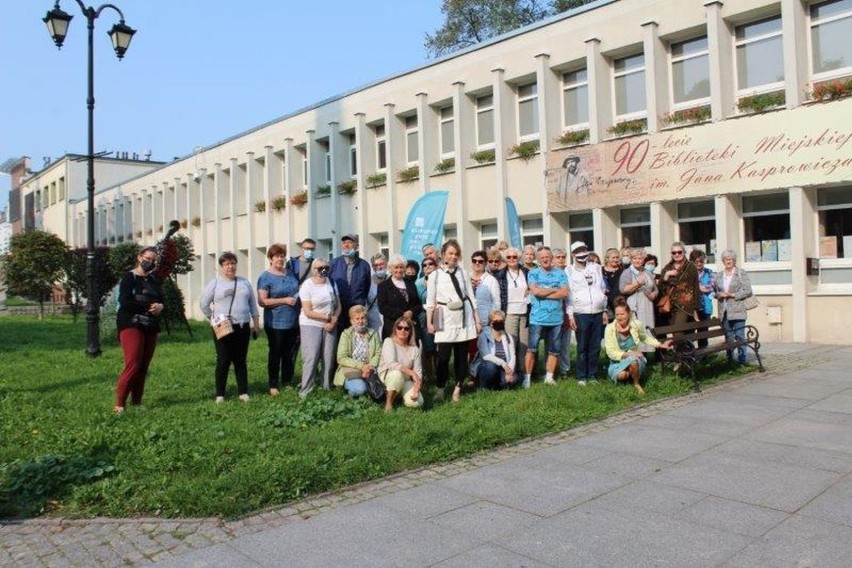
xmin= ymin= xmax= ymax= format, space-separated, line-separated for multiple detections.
xmin=645 ymin=264 xmax=655 ymax=272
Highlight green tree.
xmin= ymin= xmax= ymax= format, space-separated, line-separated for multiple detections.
xmin=0 ymin=230 xmax=68 ymax=319
xmin=108 ymin=242 xmax=141 ymax=280
xmin=425 ymin=0 xmax=595 ymax=57
xmin=64 ymin=247 xmax=117 ymax=321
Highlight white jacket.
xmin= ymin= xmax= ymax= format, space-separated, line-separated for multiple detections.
xmin=565 ymin=263 xmax=607 ymax=316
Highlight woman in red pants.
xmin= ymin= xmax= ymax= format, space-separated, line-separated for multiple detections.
xmin=114 ymin=247 xmax=164 ymax=414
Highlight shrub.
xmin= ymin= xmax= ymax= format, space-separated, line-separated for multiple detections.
xmin=271 ymin=195 xmax=287 ymax=212
xmin=366 ymin=172 xmax=387 ymax=188
xmin=607 ymin=118 xmax=647 ymax=136
xmin=508 ymin=140 xmax=540 ymax=162
xmin=810 ymin=78 xmax=852 ymax=102
xmin=398 ymin=166 xmax=419 ymax=183
xmin=434 ymin=157 xmax=455 ymax=173
xmin=555 ymin=129 xmax=590 ymax=146
xmin=180 ymin=219 xmax=188 ymax=229
xmin=470 ymin=149 xmax=496 ymax=164
xmin=290 ymin=191 xmax=308 ymax=207
xmin=661 ymin=105 xmax=711 ymax=126
xmin=337 ymin=180 xmax=357 ymax=195
xmin=737 ymin=91 xmax=785 ymax=114
xmin=191 ymin=217 xmax=201 ymax=227
xmin=316 ymin=185 xmax=332 ymax=196
xmin=253 ymin=200 xmax=266 ymax=213
xmin=0 ymin=453 xmax=116 ymax=517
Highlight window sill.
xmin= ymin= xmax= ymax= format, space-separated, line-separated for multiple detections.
xmin=741 ymin=261 xmax=792 ymax=271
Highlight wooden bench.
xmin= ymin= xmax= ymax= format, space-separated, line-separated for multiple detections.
xmin=651 ymin=317 xmax=764 ymax=390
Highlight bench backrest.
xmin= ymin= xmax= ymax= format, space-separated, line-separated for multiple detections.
xmin=651 ymin=318 xmax=733 ymax=345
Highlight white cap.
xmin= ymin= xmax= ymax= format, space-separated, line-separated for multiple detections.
xmin=570 ymin=241 xmax=588 ymax=253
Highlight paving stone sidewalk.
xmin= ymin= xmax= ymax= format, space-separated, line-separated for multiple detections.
xmin=0 ymin=343 xmax=852 ymax=566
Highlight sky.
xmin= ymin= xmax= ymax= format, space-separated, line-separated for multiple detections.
xmin=0 ymin=0 xmax=446 ymax=210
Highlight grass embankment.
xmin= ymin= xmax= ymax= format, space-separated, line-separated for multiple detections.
xmin=0 ymin=316 xmax=749 ymax=519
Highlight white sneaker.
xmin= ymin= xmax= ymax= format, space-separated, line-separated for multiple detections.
xmin=522 ymin=376 xmax=531 ymax=389
xmin=215 ymin=396 xmax=225 ymax=404
xmin=238 ymin=394 xmax=250 ymax=402
xmin=544 ymin=377 xmax=557 ymax=385
xmin=577 ymin=380 xmax=587 ymax=387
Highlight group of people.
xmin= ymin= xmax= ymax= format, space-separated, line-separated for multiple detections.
xmin=112 ymin=235 xmax=755 ymax=413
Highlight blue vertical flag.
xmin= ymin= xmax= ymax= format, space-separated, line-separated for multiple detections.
xmin=505 ymin=197 xmax=522 ymax=249
xmin=400 ymin=191 xmax=449 ymax=263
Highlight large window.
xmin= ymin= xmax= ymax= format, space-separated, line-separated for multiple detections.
xmin=568 ymin=212 xmax=594 ymax=249
xmin=404 ymin=115 xmax=419 ymax=164
xmin=818 ymin=186 xmax=852 ymax=258
xmin=810 ymin=0 xmax=852 ymax=78
xmin=742 ymin=193 xmax=790 ymax=262
xmin=521 ymin=217 xmax=544 ymax=246
xmin=479 ymin=221 xmax=498 ymax=250
xmin=614 ymin=53 xmax=647 ymax=118
xmin=735 ymin=15 xmax=784 ymax=94
xmin=620 ymin=206 xmax=651 ymax=248
xmin=517 ymin=83 xmax=539 ymax=140
xmin=476 ymin=94 xmax=495 ymax=148
xmin=678 ymin=200 xmax=716 ymax=262
xmin=375 ymin=125 xmax=387 ymax=171
xmin=562 ymin=68 xmax=589 ymax=129
xmin=671 ymin=36 xmax=710 ymax=106
xmin=440 ymin=106 xmax=454 ymax=157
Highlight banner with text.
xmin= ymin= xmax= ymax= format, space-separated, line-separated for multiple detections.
xmin=545 ymin=98 xmax=852 ymax=212
xmin=401 ymin=191 xmax=449 ymax=263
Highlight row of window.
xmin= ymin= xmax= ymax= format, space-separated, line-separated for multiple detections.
xmin=33 ymin=177 xmax=66 ymax=211
xmin=560 ymin=186 xmax=852 ymax=263
xmin=297 ymin=0 xmax=852 ymax=183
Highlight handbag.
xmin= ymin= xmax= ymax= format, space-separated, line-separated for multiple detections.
xmin=365 ymin=371 xmax=386 ymax=402
xmin=210 ymin=279 xmax=238 ymax=339
xmin=743 ymin=295 xmax=759 ymax=311
xmin=657 ymin=292 xmax=672 ymax=314
xmin=131 ymin=313 xmax=155 ymax=329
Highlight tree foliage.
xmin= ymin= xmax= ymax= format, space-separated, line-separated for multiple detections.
xmin=0 ymin=230 xmax=68 ymax=318
xmin=425 ymin=0 xmax=596 ymax=57
xmin=64 ymin=247 xmax=118 ymax=321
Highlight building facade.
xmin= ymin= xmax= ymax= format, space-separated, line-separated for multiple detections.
xmin=26 ymin=0 xmax=852 ymax=343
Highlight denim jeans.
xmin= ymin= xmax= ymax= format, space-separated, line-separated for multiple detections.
xmin=476 ymin=360 xmax=507 ymax=390
xmin=574 ymin=312 xmax=604 ymax=381
xmin=528 ymin=324 xmax=563 ymax=356
xmin=722 ymin=316 xmax=747 ymax=364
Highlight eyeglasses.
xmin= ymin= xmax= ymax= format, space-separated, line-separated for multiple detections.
xmin=487 ymin=259 xmax=500 ymax=263
xmin=491 ymin=320 xmax=504 ymax=325
xmin=671 ymin=250 xmax=684 ymax=255
xmin=423 ymin=262 xmax=435 ymax=267
xmin=506 ymin=255 xmax=518 ymax=259
xmin=471 ymin=259 xmax=485 ymax=264
xmin=395 ymin=325 xmax=411 ymax=331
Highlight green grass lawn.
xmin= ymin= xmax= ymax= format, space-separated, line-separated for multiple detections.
xmin=0 ymin=316 xmax=750 ymax=520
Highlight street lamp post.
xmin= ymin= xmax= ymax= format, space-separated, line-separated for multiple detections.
xmin=43 ymin=1 xmax=136 ymax=357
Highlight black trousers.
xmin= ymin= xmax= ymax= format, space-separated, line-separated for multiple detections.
xmin=265 ymin=326 xmax=299 ymax=389
xmin=436 ymin=341 xmax=472 ymax=389
xmin=214 ymin=324 xmax=251 ymax=396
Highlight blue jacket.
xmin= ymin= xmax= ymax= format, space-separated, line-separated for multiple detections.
xmin=329 ymin=255 xmax=372 ymax=310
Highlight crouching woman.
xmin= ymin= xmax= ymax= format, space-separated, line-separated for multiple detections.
xmin=605 ymin=297 xmax=672 ymax=394
xmin=333 ymin=305 xmax=381 ymax=397
xmin=377 ymin=317 xmax=424 ymax=411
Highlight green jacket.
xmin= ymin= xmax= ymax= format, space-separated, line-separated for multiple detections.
xmin=333 ymin=326 xmax=382 ymax=386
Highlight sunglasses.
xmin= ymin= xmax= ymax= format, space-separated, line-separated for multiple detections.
xmin=506 ymin=255 xmax=518 ymax=259
xmin=396 ymin=325 xmax=411 ymax=331
xmin=491 ymin=320 xmax=504 ymax=325
xmin=471 ymin=258 xmax=485 ymax=264
xmin=671 ymin=250 xmax=684 ymax=255
xmin=487 ymin=259 xmax=500 ymax=263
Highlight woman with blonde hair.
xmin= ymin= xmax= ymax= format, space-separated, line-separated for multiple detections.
xmin=378 ymin=316 xmax=424 ymax=411
xmin=334 ymin=305 xmax=381 ymax=397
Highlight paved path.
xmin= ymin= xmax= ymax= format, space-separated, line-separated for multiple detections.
xmin=3 ymin=343 xmax=852 ymax=566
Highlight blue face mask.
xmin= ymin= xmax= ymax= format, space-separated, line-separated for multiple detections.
xmin=374 ymin=269 xmax=388 ymax=280
xmin=342 ymin=248 xmax=358 ymax=258
xmin=645 ymin=264 xmax=655 ymax=272
xmin=303 ymin=249 xmax=314 ymax=260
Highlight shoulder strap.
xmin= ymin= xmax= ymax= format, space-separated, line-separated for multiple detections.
xmin=227 ymin=278 xmax=238 ymax=317
xmin=297 ymin=258 xmax=314 ymax=285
